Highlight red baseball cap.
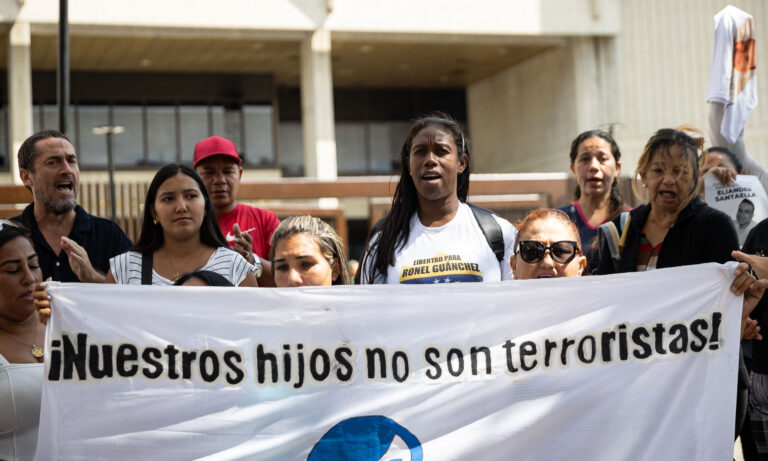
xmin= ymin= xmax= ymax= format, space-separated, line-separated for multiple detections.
xmin=193 ymin=136 xmax=242 ymax=168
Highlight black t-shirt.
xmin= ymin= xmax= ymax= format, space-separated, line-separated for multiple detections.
xmin=13 ymin=204 xmax=132 ymax=282
xmin=742 ymin=218 xmax=768 ymax=373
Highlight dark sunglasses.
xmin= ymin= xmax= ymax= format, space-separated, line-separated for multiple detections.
xmin=518 ymin=240 xmax=579 ymax=264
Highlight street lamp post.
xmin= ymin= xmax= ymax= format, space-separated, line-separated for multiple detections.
xmin=92 ymin=124 xmax=124 ymax=222
xmin=58 ymin=0 xmax=69 ymax=135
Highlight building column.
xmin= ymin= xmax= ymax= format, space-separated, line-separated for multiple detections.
xmin=8 ymin=20 xmax=33 ymax=184
xmin=300 ymin=28 xmax=337 ymax=180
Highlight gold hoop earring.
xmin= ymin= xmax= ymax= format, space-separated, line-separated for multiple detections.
xmin=153 ymin=218 xmax=158 ymax=225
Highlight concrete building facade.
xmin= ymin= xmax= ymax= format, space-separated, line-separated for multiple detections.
xmin=469 ymin=0 xmax=768 ymax=176
xmin=0 ymin=0 xmax=766 ymax=194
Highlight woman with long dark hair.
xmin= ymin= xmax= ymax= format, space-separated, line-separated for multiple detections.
xmin=0 ymin=220 xmax=44 ymax=460
xmin=559 ymin=130 xmax=624 ymax=270
xmin=360 ymin=113 xmax=516 ymax=284
xmin=106 ymin=164 xmax=258 ymax=286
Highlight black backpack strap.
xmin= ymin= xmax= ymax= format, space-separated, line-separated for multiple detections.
xmin=141 ymin=251 xmax=153 ymax=285
xmin=354 ymin=216 xmax=387 ymax=285
xmin=467 ymin=203 xmax=505 ymax=262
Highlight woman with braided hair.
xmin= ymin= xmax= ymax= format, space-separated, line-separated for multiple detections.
xmin=359 ymin=113 xmax=516 ymax=284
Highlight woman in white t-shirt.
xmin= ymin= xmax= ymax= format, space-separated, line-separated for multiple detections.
xmin=0 ymin=220 xmax=44 ymax=461
xmin=107 ymin=164 xmax=258 ymax=286
xmin=359 ymin=113 xmax=516 ymax=284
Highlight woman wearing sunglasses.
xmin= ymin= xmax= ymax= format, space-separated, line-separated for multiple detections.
xmin=511 ymin=209 xmax=587 ymax=279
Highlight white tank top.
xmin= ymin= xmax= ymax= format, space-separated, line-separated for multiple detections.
xmin=0 ymin=352 xmax=43 ymax=461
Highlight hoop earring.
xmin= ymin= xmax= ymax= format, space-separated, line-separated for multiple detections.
xmin=153 ymin=218 xmax=158 ymax=225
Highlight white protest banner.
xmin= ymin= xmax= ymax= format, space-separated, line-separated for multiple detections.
xmin=705 ymin=174 xmax=768 ymax=245
xmin=38 ymin=263 xmax=742 ymax=460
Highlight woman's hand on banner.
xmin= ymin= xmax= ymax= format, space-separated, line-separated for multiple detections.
xmin=733 ymin=251 xmax=768 ymax=280
xmin=731 ymin=261 xmax=756 ymax=296
xmin=742 ymin=317 xmax=761 ymax=340
xmin=729 ymin=261 xmax=766 ymax=340
xmin=740 ymin=273 xmax=767 ymax=341
xmin=34 ymin=278 xmax=52 ymax=325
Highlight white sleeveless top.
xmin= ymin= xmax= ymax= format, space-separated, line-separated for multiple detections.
xmin=109 ymin=247 xmax=256 ymax=286
xmin=0 ymin=352 xmax=43 ymax=461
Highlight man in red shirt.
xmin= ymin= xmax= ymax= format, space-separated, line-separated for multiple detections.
xmin=193 ymin=136 xmax=280 ymax=286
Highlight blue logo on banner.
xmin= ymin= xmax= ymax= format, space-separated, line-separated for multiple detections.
xmin=307 ymin=416 xmax=423 ymax=461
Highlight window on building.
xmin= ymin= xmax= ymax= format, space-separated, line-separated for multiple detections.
xmin=30 ymin=103 xmax=276 ymax=170
xmin=336 ymin=122 xmax=367 ymax=175
xmin=369 ymin=121 xmax=409 ymax=173
xmin=277 ymin=87 xmax=466 ymax=177
xmin=243 ymin=105 xmax=275 ymax=167
xmin=77 ymin=106 xmax=111 ymax=168
xmin=112 ymin=106 xmax=144 ymax=167
xmin=278 ymin=121 xmax=304 ymax=176
xmin=179 ymin=106 xmax=209 ymax=162
xmin=146 ymin=106 xmax=178 ymax=165
xmin=33 ymin=104 xmax=75 ymax=150
xmin=211 ymin=106 xmax=239 ymax=150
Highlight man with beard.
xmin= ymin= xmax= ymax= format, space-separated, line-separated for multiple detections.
xmin=12 ymin=130 xmax=131 ymax=282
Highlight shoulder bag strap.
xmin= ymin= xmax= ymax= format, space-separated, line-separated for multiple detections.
xmin=598 ymin=211 xmax=632 ymax=272
xmin=141 ymin=251 xmax=153 ymax=286
xmin=618 ymin=211 xmax=631 ymax=251
xmin=468 ymin=203 xmax=505 ymax=262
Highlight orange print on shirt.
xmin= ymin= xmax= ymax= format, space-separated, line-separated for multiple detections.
xmin=734 ymin=39 xmax=756 ymax=73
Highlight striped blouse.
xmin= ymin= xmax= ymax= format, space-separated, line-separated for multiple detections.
xmin=109 ymin=247 xmax=256 ymax=286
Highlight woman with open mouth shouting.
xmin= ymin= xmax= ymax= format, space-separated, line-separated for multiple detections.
xmin=595 ymin=128 xmax=766 ymax=446
xmin=596 ymin=128 xmax=738 ymax=273
xmin=559 ymin=130 xmax=624 ymax=272
xmin=358 ymin=112 xmax=517 ymax=285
